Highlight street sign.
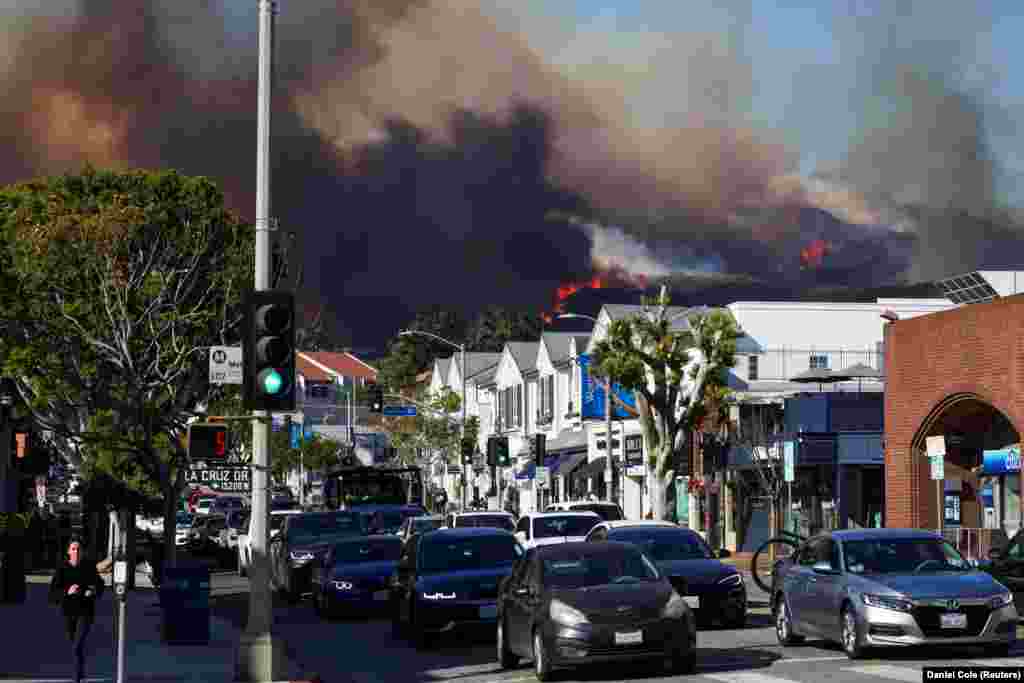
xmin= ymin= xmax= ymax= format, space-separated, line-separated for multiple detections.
xmin=926 ymin=435 xmax=946 ymax=459
xmin=930 ymin=454 xmax=945 ymax=480
xmin=382 ymin=406 xmax=417 ymax=417
xmin=185 ymin=464 xmax=251 ymax=494
xmin=209 ymin=346 xmax=243 ymax=385
xmin=535 ymin=466 xmax=549 ymax=487
xmin=783 ymin=441 xmax=795 ymax=483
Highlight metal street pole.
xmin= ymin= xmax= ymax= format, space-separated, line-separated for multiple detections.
xmin=605 ymin=379 xmax=613 ymax=503
xmin=237 ymin=1 xmax=284 ymax=680
xmin=461 ymin=346 xmax=467 ymax=511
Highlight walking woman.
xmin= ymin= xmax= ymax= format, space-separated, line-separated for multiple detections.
xmin=49 ymin=537 xmax=104 ymax=683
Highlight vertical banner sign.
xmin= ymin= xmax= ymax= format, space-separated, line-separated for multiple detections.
xmin=289 ymin=422 xmax=301 ymax=449
xmin=783 ymin=441 xmax=795 ymax=483
xmin=578 ymin=354 xmax=636 ymax=419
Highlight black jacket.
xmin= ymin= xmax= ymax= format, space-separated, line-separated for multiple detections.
xmin=49 ymin=561 xmax=105 ymax=617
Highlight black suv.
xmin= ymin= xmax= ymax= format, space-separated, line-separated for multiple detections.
xmin=270 ymin=510 xmax=366 ymax=602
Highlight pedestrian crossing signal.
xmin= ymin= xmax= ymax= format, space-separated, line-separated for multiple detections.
xmin=188 ymin=423 xmax=228 ymax=460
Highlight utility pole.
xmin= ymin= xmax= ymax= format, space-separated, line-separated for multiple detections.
xmin=605 ymin=379 xmax=613 ymax=503
xmin=236 ymin=1 xmax=286 ymax=680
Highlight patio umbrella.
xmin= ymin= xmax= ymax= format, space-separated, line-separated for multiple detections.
xmin=838 ymin=362 xmax=883 ymax=392
xmin=789 ymin=368 xmax=850 ymax=392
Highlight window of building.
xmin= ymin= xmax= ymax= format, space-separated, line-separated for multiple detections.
xmin=537 ymin=375 xmax=555 ymax=423
xmin=809 ymin=354 xmax=829 ymax=370
xmin=748 ymin=355 xmax=759 ymax=381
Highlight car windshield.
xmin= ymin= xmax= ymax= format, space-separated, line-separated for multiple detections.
xmin=289 ymin=513 xmax=364 ymax=542
xmin=543 ymin=547 xmax=661 ymax=588
xmin=419 ymin=535 xmax=522 ymax=573
xmin=176 ymin=513 xmax=193 ymax=527
xmin=411 ymin=518 xmax=444 ymax=534
xmin=611 ymin=528 xmax=713 ymax=561
xmin=534 ymin=516 xmax=600 ymax=539
xmin=570 ymin=504 xmax=622 ymax=521
xmin=454 ymin=515 xmax=515 ymax=531
xmin=843 ymin=538 xmax=969 ymax=574
xmin=363 ymin=511 xmax=404 ymax=533
xmin=332 ymin=539 xmax=403 ymax=565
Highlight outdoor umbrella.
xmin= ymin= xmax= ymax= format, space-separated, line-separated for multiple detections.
xmin=837 ymin=362 xmax=883 ymax=392
xmin=789 ymin=368 xmax=851 ymax=392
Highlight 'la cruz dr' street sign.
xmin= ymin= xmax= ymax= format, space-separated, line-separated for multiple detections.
xmin=186 ymin=465 xmax=251 ymax=494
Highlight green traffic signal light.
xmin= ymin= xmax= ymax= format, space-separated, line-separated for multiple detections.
xmin=243 ymin=290 xmax=296 ymax=411
xmin=259 ymin=368 xmax=284 ymax=395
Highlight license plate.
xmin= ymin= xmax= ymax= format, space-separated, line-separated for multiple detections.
xmin=479 ymin=604 xmax=498 ymax=619
xmin=683 ymin=595 xmax=700 ymax=609
xmin=373 ymin=590 xmax=390 ymax=602
xmin=940 ymin=612 xmax=967 ymax=629
xmin=615 ymin=631 xmax=643 ymax=646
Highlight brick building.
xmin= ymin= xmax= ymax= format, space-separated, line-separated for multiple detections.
xmin=884 ymin=285 xmax=1024 ymax=533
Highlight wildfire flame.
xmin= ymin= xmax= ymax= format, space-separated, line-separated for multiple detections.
xmin=800 ymin=239 xmax=828 ymax=269
xmin=541 ymin=267 xmax=648 ymax=323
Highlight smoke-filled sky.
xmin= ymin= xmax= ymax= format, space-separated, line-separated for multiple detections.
xmin=2 ymin=1 xmax=1023 ymax=346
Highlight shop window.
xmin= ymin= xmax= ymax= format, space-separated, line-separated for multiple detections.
xmin=809 ymin=354 xmax=829 ymax=370
xmin=748 ymin=355 xmax=759 ymax=381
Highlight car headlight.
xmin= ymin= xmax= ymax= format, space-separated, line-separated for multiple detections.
xmin=861 ymin=593 xmax=913 ymax=612
xmin=549 ymin=599 xmax=588 ymax=627
xmin=290 ymin=551 xmax=314 ymax=562
xmin=718 ymin=573 xmax=743 ymax=587
xmin=421 ymin=591 xmax=457 ymax=600
xmin=662 ymin=591 xmax=688 ymax=619
xmin=332 ymin=580 xmax=354 ymax=591
xmin=990 ymin=592 xmax=1014 ymax=609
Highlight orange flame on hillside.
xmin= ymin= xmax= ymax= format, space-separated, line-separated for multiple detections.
xmin=541 ymin=267 xmax=649 ymax=324
xmin=800 ymin=239 xmax=828 ymax=269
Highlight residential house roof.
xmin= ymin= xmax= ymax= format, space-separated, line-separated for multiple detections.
xmin=540 ymin=332 xmax=582 ymax=366
xmin=506 ymin=341 xmax=540 ymax=376
xmin=463 ymin=353 xmax=502 ymax=384
xmin=435 ymin=357 xmax=452 ymax=382
xmin=298 ymin=351 xmax=378 ymax=382
xmin=602 ymin=304 xmax=698 ymax=332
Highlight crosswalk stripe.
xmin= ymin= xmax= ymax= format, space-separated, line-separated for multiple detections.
xmin=702 ymin=671 xmax=803 ymax=683
xmin=843 ymin=664 xmax=922 ymax=682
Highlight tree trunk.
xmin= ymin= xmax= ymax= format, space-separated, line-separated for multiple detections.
xmin=647 ymin=468 xmax=672 ymax=521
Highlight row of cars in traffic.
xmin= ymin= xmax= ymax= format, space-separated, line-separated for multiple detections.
xmin=257 ymin=501 xmax=750 ymax=680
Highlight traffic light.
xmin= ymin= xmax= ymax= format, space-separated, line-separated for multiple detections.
xmin=461 ymin=437 xmax=475 ymax=465
xmin=369 ymin=383 xmax=384 ymax=413
xmin=533 ymin=433 xmax=547 ymax=466
xmin=494 ymin=436 xmax=510 ymax=468
xmin=188 ymin=423 xmax=228 ymax=460
xmin=243 ymin=290 xmax=296 ymax=411
xmin=486 ymin=437 xmax=497 ymax=467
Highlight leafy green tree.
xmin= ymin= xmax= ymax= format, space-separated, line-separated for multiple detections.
xmin=377 ymin=306 xmax=467 ymax=391
xmin=268 ymin=430 xmax=342 ymax=485
xmin=0 ymin=168 xmax=254 ymax=562
xmin=590 ymin=286 xmax=741 ymax=519
xmin=465 ymin=306 xmax=543 ymax=352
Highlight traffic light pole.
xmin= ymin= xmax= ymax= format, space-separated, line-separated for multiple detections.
xmin=237 ymin=1 xmax=286 ymax=681
xmin=461 ymin=347 xmax=466 ymax=512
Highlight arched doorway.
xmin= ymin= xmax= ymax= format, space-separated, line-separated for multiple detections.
xmin=911 ymin=393 xmax=1019 ymax=543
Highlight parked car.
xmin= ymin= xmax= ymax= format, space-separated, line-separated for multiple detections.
xmin=194 ymin=497 xmax=217 ymax=516
xmin=271 ymin=510 xmax=367 ymax=602
xmin=391 ymin=527 xmax=522 ymax=648
xmin=210 ymin=496 xmax=247 ymax=517
xmin=238 ymin=509 xmax=301 ymax=577
xmin=771 ymin=529 xmax=1016 ymax=659
xmin=514 ymin=512 xmax=601 ymax=550
xmin=445 ymin=511 xmax=516 ymax=533
xmin=585 ymin=520 xmax=745 ymax=628
xmin=220 ymin=510 xmax=251 ymax=551
xmin=497 ymin=541 xmax=697 ymax=680
xmin=190 ymin=514 xmax=227 ymax=553
xmin=174 ymin=512 xmax=195 ymax=547
xmin=545 ymin=501 xmax=624 ymax=522
xmin=312 ymin=535 xmax=403 ymax=618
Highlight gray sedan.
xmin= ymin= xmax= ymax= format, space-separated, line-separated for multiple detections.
xmin=772 ymin=529 xmax=1016 ymax=658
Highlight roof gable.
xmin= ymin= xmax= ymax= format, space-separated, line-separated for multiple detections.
xmin=299 ymin=351 xmax=377 ymax=381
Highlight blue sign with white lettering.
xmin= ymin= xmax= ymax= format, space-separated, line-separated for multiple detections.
xmin=982 ymin=446 xmax=1021 ymax=475
xmin=579 ymin=354 xmax=635 ymax=419
xmin=289 ymin=423 xmax=300 ymax=449
xmin=383 ymin=406 xmax=417 ymax=417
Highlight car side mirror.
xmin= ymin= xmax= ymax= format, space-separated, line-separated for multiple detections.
xmin=717 ymin=548 xmax=732 ymax=559
xmin=989 ymin=547 xmax=1004 ymax=560
xmin=515 ymin=531 xmax=527 ymax=543
xmin=812 ymin=561 xmax=838 ymax=575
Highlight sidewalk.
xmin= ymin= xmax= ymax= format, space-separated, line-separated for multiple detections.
xmin=3 ymin=573 xmax=306 ymax=683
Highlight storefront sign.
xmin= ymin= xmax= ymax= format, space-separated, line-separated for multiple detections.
xmin=982 ymin=446 xmax=1021 ymax=475
xmin=783 ymin=441 xmax=795 ymax=482
xmin=624 ymin=434 xmax=643 ymax=465
xmin=626 ymin=465 xmax=645 ymax=477
xmin=930 ymin=454 xmax=944 ymax=480
xmin=925 ymin=435 xmax=946 ymax=459
xmin=185 ymin=465 xmax=251 ymax=493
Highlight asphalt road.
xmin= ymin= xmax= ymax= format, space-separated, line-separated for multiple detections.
xmin=206 ymin=574 xmax=1024 ymax=683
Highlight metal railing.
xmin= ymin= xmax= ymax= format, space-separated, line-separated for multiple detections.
xmin=930 ymin=527 xmax=1009 ymax=562
xmin=746 ymin=348 xmax=882 ymax=382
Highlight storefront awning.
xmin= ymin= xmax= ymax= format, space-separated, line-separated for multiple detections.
xmin=553 ymin=450 xmax=587 ymax=477
xmin=545 ymin=430 xmax=587 ymax=453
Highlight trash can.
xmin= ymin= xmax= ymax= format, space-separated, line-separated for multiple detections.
xmin=160 ymin=564 xmax=211 ymax=645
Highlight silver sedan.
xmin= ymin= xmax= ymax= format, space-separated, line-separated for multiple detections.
xmin=772 ymin=528 xmax=1016 ymax=659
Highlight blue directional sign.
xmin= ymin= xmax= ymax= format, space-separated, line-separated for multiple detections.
xmin=383 ymin=406 xmax=417 ymax=417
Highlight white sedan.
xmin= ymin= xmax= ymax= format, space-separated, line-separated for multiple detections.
xmin=513 ymin=511 xmax=602 ymax=549
xmin=237 ymin=509 xmax=301 ymax=576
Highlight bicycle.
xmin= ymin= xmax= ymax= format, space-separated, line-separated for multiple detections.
xmin=750 ymin=530 xmax=806 ymax=593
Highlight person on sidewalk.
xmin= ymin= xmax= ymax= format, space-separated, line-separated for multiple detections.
xmin=48 ymin=537 xmax=104 ymax=683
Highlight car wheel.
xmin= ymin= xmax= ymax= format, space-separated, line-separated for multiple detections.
xmin=841 ymin=605 xmax=866 ymax=660
xmin=533 ymin=629 xmax=554 ymax=681
xmin=775 ymin=596 xmax=804 ymax=645
xmin=497 ymin=617 xmax=519 ymax=669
